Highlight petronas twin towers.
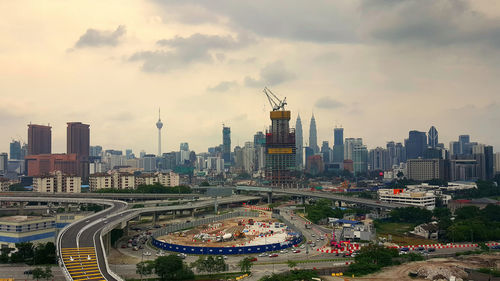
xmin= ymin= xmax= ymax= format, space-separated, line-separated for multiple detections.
xmin=295 ymin=113 xmax=319 ymax=168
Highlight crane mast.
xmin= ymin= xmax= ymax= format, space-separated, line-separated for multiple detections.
xmin=263 ymin=87 xmax=287 ymax=111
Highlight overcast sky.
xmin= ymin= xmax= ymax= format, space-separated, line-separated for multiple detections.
xmin=1 ymin=0 xmax=500 ymax=155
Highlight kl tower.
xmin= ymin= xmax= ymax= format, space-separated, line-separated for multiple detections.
xmin=156 ymin=108 xmax=163 ymax=156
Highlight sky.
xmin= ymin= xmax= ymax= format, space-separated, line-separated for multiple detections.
xmin=1 ymin=0 xmax=500 ymax=155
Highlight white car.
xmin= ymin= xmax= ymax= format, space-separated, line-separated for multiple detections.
xmin=258 ymin=253 xmax=267 ymax=257
xmin=143 ymin=251 xmax=151 ymax=256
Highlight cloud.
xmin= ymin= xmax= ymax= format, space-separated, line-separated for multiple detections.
xmin=207 ymin=81 xmax=238 ymax=92
xmin=130 ymin=33 xmax=254 ymax=73
xmin=74 ymin=25 xmax=126 ymax=48
xmin=314 ymin=97 xmax=343 ymax=109
xmin=359 ymin=0 xmax=500 ymax=48
xmin=244 ymin=61 xmax=295 ymax=87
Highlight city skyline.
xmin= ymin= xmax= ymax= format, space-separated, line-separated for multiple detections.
xmin=1 ymin=1 xmax=500 ymax=154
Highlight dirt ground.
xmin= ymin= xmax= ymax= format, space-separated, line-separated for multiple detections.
xmin=157 ymin=217 xmax=282 ymax=247
xmin=340 ymin=254 xmax=500 ymax=281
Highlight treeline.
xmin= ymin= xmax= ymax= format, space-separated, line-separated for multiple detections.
xmin=95 ymin=183 xmax=192 ymax=194
xmin=305 ymin=199 xmax=346 ymax=224
xmin=136 ymin=254 xmax=194 ymax=281
xmin=0 ymin=242 xmax=56 ymax=265
xmin=454 ymin=180 xmax=500 ymax=199
xmin=346 ymin=244 xmax=423 ymax=276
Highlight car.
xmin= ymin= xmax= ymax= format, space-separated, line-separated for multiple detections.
xmin=293 ymin=250 xmax=301 ymax=253
xmin=250 ymin=257 xmax=258 ymax=262
xmin=427 ymin=248 xmax=436 ymax=252
xmin=139 ymin=245 xmax=144 ymax=249
xmin=223 ymin=255 xmax=228 ymax=259
xmin=103 ymin=220 xmax=108 ymax=224
xmin=311 ymin=234 xmax=316 ymax=237
xmin=121 ymin=244 xmax=127 ymax=248
xmin=320 ymin=237 xmax=325 ymax=240
xmin=343 ymin=252 xmax=351 ymax=257
xmin=300 ymin=245 xmax=305 ymax=249
xmin=316 ymin=239 xmax=320 ymax=242
xmin=280 ymin=250 xmax=288 ymax=254
xmin=177 ymin=253 xmax=187 ymax=259
xmin=143 ymin=251 xmax=151 ymax=256
xmin=400 ymin=247 xmax=410 ymax=252
xmin=417 ymin=247 xmax=425 ymax=251
xmin=351 ymin=252 xmax=357 ymax=257
xmin=269 ymin=253 xmax=279 ymax=258
xmin=133 ymin=246 xmax=139 ymax=251
xmin=258 ymin=253 xmax=267 ymax=257
xmin=491 ymin=245 xmax=500 ymax=250
xmin=23 ymin=270 xmax=33 ymax=275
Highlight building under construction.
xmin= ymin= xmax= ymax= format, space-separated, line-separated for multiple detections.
xmin=263 ymin=88 xmax=296 ymax=187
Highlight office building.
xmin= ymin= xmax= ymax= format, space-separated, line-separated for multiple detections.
xmin=254 ymin=131 xmax=266 ymax=171
xmin=353 ymin=145 xmax=368 ymax=175
xmin=406 ymin=159 xmax=446 ymax=181
xmin=449 ymin=141 xmax=460 ymax=156
xmin=306 ymin=154 xmax=324 ymax=175
xmin=321 ymin=141 xmax=331 ymax=164
xmin=344 ymin=138 xmax=363 ymax=161
xmin=67 ymin=122 xmax=90 ymax=179
xmin=405 ymin=130 xmax=427 ymax=160
xmin=222 ymin=126 xmax=231 ymax=166
xmin=27 ymin=124 xmax=52 ymax=155
xmin=295 ymin=115 xmax=303 ymax=169
xmin=369 ymin=147 xmax=390 ymax=171
xmin=495 ymin=152 xmax=500 ymax=175
xmin=332 ymin=127 xmax=344 ymax=164
xmin=0 ymin=153 xmax=7 ymax=174
xmin=180 ymin=142 xmax=189 ymax=151
xmin=242 ymin=142 xmax=256 ymax=173
xmin=25 ymin=154 xmax=78 ymax=177
xmin=449 ymin=158 xmax=479 ymax=181
xmin=458 ymin=135 xmax=470 ymax=154
xmin=484 ymin=145 xmax=494 ymax=180
xmin=140 ymin=154 xmax=157 ymax=172
xmin=428 ymin=126 xmax=438 ymax=149
xmin=90 ymin=146 xmax=102 ymax=157
xmin=32 ymin=171 xmax=81 ymax=193
xmin=309 ymin=114 xmax=319 ymax=153
xmin=265 ymin=109 xmax=296 ymax=187
xmin=9 ymin=140 xmax=21 ymax=160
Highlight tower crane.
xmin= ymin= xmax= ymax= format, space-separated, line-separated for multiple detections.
xmin=263 ymin=87 xmax=287 ymax=111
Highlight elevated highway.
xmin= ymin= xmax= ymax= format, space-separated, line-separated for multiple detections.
xmin=0 ymin=195 xmax=259 ymax=280
xmin=0 ymin=191 xmax=202 ymax=201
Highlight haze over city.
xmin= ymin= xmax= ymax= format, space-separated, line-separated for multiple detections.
xmin=2 ymin=0 xmax=500 ymax=154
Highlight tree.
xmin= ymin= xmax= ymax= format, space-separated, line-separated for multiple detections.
xmin=11 ymin=242 xmax=34 ymax=264
xmin=286 ymin=260 xmax=298 ymax=269
xmin=43 ymin=266 xmax=53 ymax=280
xmin=136 ymin=260 xmax=155 ymax=276
xmin=191 ymin=255 xmax=226 ymax=273
xmin=238 ymin=257 xmax=253 ymax=273
xmin=155 ymin=255 xmax=194 ymax=281
xmin=32 ymin=267 xmax=45 ymax=280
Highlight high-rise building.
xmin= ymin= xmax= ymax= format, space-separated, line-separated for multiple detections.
xmin=344 ymin=138 xmax=363 ymax=160
xmin=458 ymin=135 xmax=470 ymax=155
xmin=156 ymin=109 xmax=164 ymax=156
xmin=353 ymin=145 xmax=368 ymax=175
xmin=265 ymin=110 xmax=296 ymax=187
xmin=484 ymin=145 xmax=494 ymax=180
xmin=25 ymin=154 xmax=78 ymax=177
xmin=9 ymin=141 xmax=21 ymax=160
xmin=407 ymin=159 xmax=447 ymax=181
xmin=90 ymin=146 xmax=102 ymax=157
xmin=67 ymin=122 xmax=90 ymax=179
xmin=295 ymin=115 xmax=303 ymax=169
xmin=405 ymin=130 xmax=427 ymax=160
xmin=222 ymin=126 xmax=231 ymax=166
xmin=0 ymin=153 xmax=7 ymax=174
xmin=309 ymin=114 xmax=319 ymax=154
xmin=495 ymin=152 xmax=500 ymax=175
xmin=254 ymin=132 xmax=266 ymax=171
xmin=27 ymin=124 xmax=51 ymax=155
xmin=321 ymin=141 xmax=331 ymax=164
xmin=428 ymin=126 xmax=438 ymax=149
xmin=333 ymin=127 xmax=344 ymax=164
xmin=395 ymin=142 xmax=406 ymax=164
xmin=369 ymin=147 xmax=390 ymax=171
xmin=180 ymin=142 xmax=189 ymax=151
xmin=449 ymin=141 xmax=460 ymax=156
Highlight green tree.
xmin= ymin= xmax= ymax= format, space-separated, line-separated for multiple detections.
xmin=389 ymin=207 xmax=432 ymax=224
xmin=32 ymin=267 xmax=52 ymax=280
xmin=455 ymin=206 xmax=480 ymax=220
xmin=43 ymin=266 xmax=53 ymax=280
xmin=286 ymin=260 xmax=298 ymax=269
xmin=155 ymin=255 xmax=194 ymax=281
xmin=238 ymin=257 xmax=253 ymax=273
xmin=11 ymin=242 xmax=34 ymax=264
xmin=136 ymin=260 xmax=155 ymax=276
xmin=191 ymin=255 xmax=226 ymax=273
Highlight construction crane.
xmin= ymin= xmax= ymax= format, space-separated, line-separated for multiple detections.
xmin=263 ymin=87 xmax=287 ymax=111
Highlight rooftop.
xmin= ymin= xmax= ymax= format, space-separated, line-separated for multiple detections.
xmin=0 ymin=215 xmax=52 ymax=223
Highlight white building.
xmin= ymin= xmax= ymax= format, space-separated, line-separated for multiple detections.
xmin=89 ymin=171 xmax=180 ymax=191
xmin=33 ymin=171 xmax=81 ymax=193
xmin=377 ymin=188 xmax=450 ymax=210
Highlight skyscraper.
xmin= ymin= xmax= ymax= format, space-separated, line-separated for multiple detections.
xmin=67 ymin=122 xmax=90 ymax=179
xmin=180 ymin=142 xmax=189 ymax=151
xmin=265 ymin=110 xmax=296 ymax=187
xmin=428 ymin=126 xmax=438 ymax=149
xmin=309 ymin=114 xmax=319 ymax=154
xmin=27 ymin=124 xmax=52 ymax=155
xmin=321 ymin=141 xmax=331 ymax=164
xmin=0 ymin=153 xmax=7 ymax=174
xmin=156 ymin=109 xmax=163 ymax=156
xmin=344 ymin=138 xmax=363 ymax=160
xmin=9 ymin=140 xmax=21 ymax=160
xmin=405 ymin=130 xmax=427 ymax=160
xmin=222 ymin=126 xmax=231 ymax=166
xmin=295 ymin=115 xmax=303 ymax=169
xmin=333 ymin=127 xmax=344 ymax=164
xmin=458 ymin=135 xmax=471 ymax=155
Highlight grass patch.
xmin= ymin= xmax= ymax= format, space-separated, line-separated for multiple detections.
xmin=375 ymin=221 xmax=435 ymax=246
xmin=478 ymin=268 xmax=500 ymax=277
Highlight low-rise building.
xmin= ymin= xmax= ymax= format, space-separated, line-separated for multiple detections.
xmin=412 ymin=222 xmax=439 ymax=239
xmin=0 ymin=216 xmax=56 ymax=249
xmin=32 ymin=171 xmax=81 ymax=193
xmin=0 ymin=178 xmax=19 ymax=191
xmin=332 ymin=219 xmax=375 ymax=241
xmin=378 ymin=188 xmax=450 ymax=210
xmin=89 ymin=171 xmax=180 ymax=191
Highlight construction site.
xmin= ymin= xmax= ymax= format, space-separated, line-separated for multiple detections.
xmin=156 ymin=217 xmax=295 ymax=248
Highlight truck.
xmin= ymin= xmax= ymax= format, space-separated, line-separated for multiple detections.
xmin=305 ymin=224 xmax=312 ymax=229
